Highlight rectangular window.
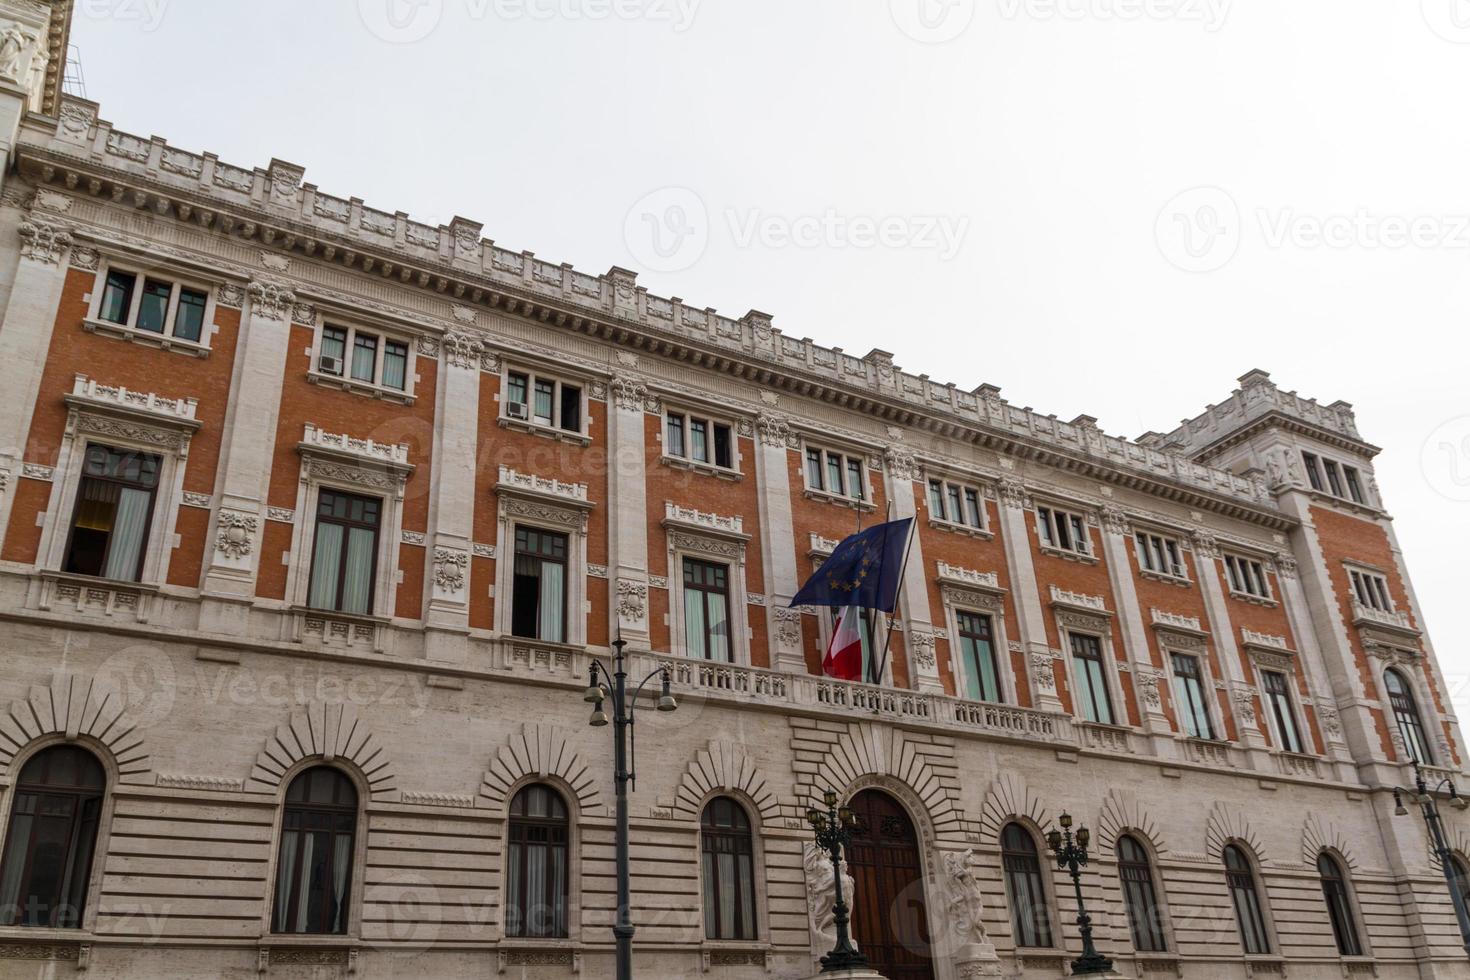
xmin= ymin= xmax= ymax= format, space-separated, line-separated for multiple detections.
xmin=667 ymin=413 xmax=686 ymax=458
xmin=683 ymin=558 xmax=731 ymax=662
xmin=1261 ymin=670 xmax=1304 ymax=754
xmin=713 ymin=425 xmax=732 ymax=469
xmin=95 ymin=267 xmax=211 ymax=344
xmin=806 ymin=446 xmax=867 ymax=500
xmin=1344 ymin=467 xmax=1365 ymax=504
xmin=957 ymin=611 xmax=1002 ymax=703
xmin=319 ymin=326 xmax=347 ymax=375
xmin=1349 ymin=569 xmax=1394 ymax=612
xmin=690 ymin=418 xmax=709 ymax=462
xmin=306 ymin=490 xmax=381 ymax=616
xmin=1302 ymin=452 xmax=1324 ymax=492
xmin=350 ymin=333 xmax=378 ymax=382
xmin=1038 ymin=506 xmax=1090 ymax=555
xmin=503 ymin=368 xmax=583 ymax=434
xmin=1323 ymin=459 xmax=1345 ymax=498
xmin=511 ymin=527 xmax=568 ymax=642
xmin=63 ymin=444 xmax=161 ymax=583
xmin=928 ymin=478 xmax=985 ymax=530
xmin=1224 ymin=555 xmax=1271 ymax=599
xmin=1135 ymin=531 xmax=1186 ymax=579
xmin=99 ymin=270 xmax=135 ymax=325
xmin=664 ymin=412 xmax=736 ymax=472
xmin=381 ymin=340 xmax=408 ymax=391
xmin=318 ymin=323 xmax=414 ymax=391
xmin=1070 ymin=633 xmax=1113 ymax=725
xmin=1170 ymin=652 xmax=1215 ymax=739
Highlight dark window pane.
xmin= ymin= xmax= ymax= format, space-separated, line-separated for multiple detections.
xmin=713 ymin=425 xmax=732 ymax=469
xmin=320 ymin=327 xmax=347 ymax=374
xmin=381 ymin=341 xmax=408 ymax=390
xmin=272 ymin=767 xmax=357 ymax=935
xmin=0 ymin=747 xmax=106 ymax=928
xmin=351 ymin=333 xmax=378 ymax=382
xmin=173 ymin=288 xmax=207 ymax=342
xmin=99 ymin=270 xmax=136 ymax=324
xmin=560 ymin=385 xmax=581 ymax=432
xmin=667 ymin=414 xmax=685 ymax=457
xmin=137 ymin=279 xmax=172 ymax=333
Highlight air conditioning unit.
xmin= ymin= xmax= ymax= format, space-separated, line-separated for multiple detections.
xmin=506 ymin=401 xmax=529 ymax=420
xmin=318 ymin=353 xmax=343 ymax=376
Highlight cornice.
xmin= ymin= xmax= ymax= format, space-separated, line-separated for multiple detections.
xmin=15 ymin=102 xmax=1294 ymax=532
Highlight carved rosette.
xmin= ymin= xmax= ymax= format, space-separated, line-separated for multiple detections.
xmin=215 ymin=511 xmax=258 ymax=560
xmin=18 ymin=219 xmax=71 ymax=265
xmin=443 ymin=331 xmax=483 ymax=370
xmin=248 ymin=279 xmax=296 ymax=321
xmin=433 ymin=548 xmax=468 ymax=593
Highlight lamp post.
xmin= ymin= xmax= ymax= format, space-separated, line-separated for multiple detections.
xmin=1046 ymin=812 xmax=1114 ymax=976
xmin=583 ymin=635 xmax=677 ymax=980
xmin=805 ymin=789 xmax=868 ymax=973
xmin=1392 ymin=764 xmax=1470 ymax=957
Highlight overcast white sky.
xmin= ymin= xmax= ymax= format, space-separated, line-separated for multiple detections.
xmin=70 ymin=0 xmax=1469 ymax=711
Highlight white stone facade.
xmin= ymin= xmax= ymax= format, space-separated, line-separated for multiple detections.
xmin=0 ymin=4 xmax=1463 ymax=979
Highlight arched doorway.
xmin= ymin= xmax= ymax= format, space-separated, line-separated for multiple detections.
xmin=845 ymin=789 xmax=934 ymax=980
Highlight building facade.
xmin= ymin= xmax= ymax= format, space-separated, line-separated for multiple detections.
xmin=0 ymin=4 xmax=1464 ymax=978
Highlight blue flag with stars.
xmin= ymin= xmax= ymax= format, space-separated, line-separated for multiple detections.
xmin=789 ymin=518 xmax=912 ymax=612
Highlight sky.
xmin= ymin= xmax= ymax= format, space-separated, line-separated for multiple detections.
xmin=69 ymin=0 xmax=1469 ymax=713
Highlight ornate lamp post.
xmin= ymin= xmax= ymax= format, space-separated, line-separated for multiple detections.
xmin=583 ymin=635 xmax=677 ymax=980
xmin=1393 ymin=764 xmax=1470 ymax=957
xmin=1046 ymin=812 xmax=1114 ymax=976
xmin=805 ymin=789 xmax=868 ymax=973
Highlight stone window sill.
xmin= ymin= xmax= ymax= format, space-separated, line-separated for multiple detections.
xmin=83 ymin=317 xmax=211 ymax=358
xmin=498 ymin=415 xmax=592 ymax=446
xmin=802 ymin=488 xmax=877 ymax=513
xmin=1228 ymin=590 xmax=1278 ymax=608
xmin=1038 ymin=543 xmax=1098 ymax=565
xmin=1139 ymin=567 xmax=1191 ymax=587
xmin=928 ymin=517 xmax=993 ymax=540
xmin=660 ymin=454 xmax=742 ymax=481
xmin=307 ymin=369 xmax=414 ymax=405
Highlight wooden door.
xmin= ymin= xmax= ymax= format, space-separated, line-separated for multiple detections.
xmin=844 ymin=789 xmax=935 ymax=980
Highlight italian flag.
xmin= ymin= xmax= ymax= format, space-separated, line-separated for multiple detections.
xmin=823 ymin=606 xmax=865 ymax=682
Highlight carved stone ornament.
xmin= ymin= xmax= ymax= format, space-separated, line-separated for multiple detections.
xmin=1190 ymin=530 xmax=1222 ymax=559
xmin=1234 ymin=689 xmax=1259 ymax=727
xmin=1274 ymin=551 xmax=1298 ymax=579
xmin=1029 ymin=653 xmax=1056 ymax=691
xmin=942 ymin=849 xmax=991 ymax=946
xmin=610 ymin=376 xmax=649 ymax=412
xmin=908 ymin=630 xmax=937 ymax=670
xmin=433 ymin=548 xmax=468 ymax=592
xmin=0 ymin=21 xmax=40 ymax=84
xmin=68 ymin=245 xmax=99 ymax=271
xmin=884 ymin=445 xmax=918 ymax=482
xmin=443 ymin=330 xmax=483 ymax=370
xmin=1136 ymin=670 xmax=1162 ymax=709
xmin=617 ymin=579 xmax=648 ymax=622
xmin=998 ymin=478 xmax=1029 ymax=510
xmin=1100 ymin=504 xmax=1131 ymax=535
xmin=804 ymin=840 xmax=857 ymax=959
xmin=215 ymin=511 xmax=258 ymax=560
xmin=248 ymin=279 xmax=296 ymax=321
xmin=18 ymin=219 xmax=71 ymax=264
xmin=756 ymin=413 xmax=794 ymax=448
xmin=217 ymin=283 xmax=245 ymax=309
xmin=774 ymin=607 xmax=803 ymax=648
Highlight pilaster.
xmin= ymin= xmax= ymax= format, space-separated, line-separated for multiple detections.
xmin=1097 ymin=505 xmax=1172 ymax=749
xmin=1190 ymin=530 xmax=1272 ymax=768
xmin=754 ymin=412 xmax=805 ymax=674
xmin=994 ymin=474 xmax=1061 ymax=712
xmin=882 ymin=443 xmax=940 ymax=693
xmin=606 ymin=374 xmax=650 ymax=647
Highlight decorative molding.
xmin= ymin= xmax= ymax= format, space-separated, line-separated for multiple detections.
xmin=617 ymin=579 xmax=648 ymax=622
xmin=1099 ymin=503 xmax=1132 ymax=535
xmin=474 ymin=543 xmax=498 ymax=560
xmin=497 ymin=465 xmax=588 ymax=504
xmin=664 ymin=740 xmax=780 ymax=824
xmin=1049 ymin=586 xmax=1109 ymax=614
xmin=443 ymin=330 xmax=484 ymax=370
xmin=663 ymin=502 xmax=747 ymax=539
xmin=401 ymin=530 xmax=426 ymax=546
xmin=21 ymin=462 xmax=53 ymax=481
xmin=884 ymin=445 xmax=918 ymax=481
xmin=0 ymin=673 xmax=153 ymax=784
xmin=214 ymin=511 xmax=258 ymax=560
xmin=755 ymin=412 xmax=796 ymax=448
xmin=936 ymin=561 xmax=1001 ymax=592
xmin=247 ymin=278 xmax=296 ymax=321
xmin=68 ymin=244 xmax=99 ymax=271
xmin=434 ymin=548 xmax=469 ymax=592
xmin=156 ymin=773 xmax=243 ymax=793
xmin=267 ymin=507 xmax=295 ymax=524
xmin=402 ymin=790 xmax=475 ymax=809
xmin=480 ymin=723 xmax=600 ymax=814
xmin=907 ymin=630 xmax=936 ymax=669
xmin=17 ymin=217 xmax=71 ymax=264
xmin=649 ymin=575 xmax=668 ymax=590
xmin=247 ymin=700 xmax=397 ymax=802
xmin=180 ymin=491 xmax=212 ymax=509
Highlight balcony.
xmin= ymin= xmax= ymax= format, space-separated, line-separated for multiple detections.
xmin=1351 ymin=601 xmax=1419 ymax=637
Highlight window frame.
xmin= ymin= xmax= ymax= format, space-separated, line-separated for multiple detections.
xmin=1259 ymin=668 xmax=1306 ymax=755
xmin=1134 ymin=529 xmax=1189 ymax=583
xmin=510 ymin=525 xmax=571 ymax=644
xmin=308 ymin=318 xmax=417 ymax=402
xmin=1223 ymin=553 xmax=1274 ymax=603
xmin=662 ymin=408 xmax=740 ymax=476
xmin=1385 ymin=667 xmax=1434 ymax=766
xmin=1000 ymin=822 xmax=1056 ymax=949
xmin=681 ymin=556 xmax=734 ymax=663
xmin=1168 ymin=650 xmax=1218 ymax=741
xmin=60 ymin=443 xmax=163 ymax=584
xmin=304 ymin=488 xmax=383 ymax=617
xmin=499 ymin=364 xmax=589 ymax=441
xmin=492 ymin=470 xmax=592 ymax=649
xmin=1348 ymin=567 xmax=1395 ymax=614
xmin=269 ymin=765 xmax=360 ymax=937
xmin=1035 ymin=504 xmax=1095 ymax=560
xmin=955 ymin=609 xmax=1005 ymax=704
xmin=1223 ymin=843 xmax=1273 ymax=956
xmin=924 ymin=473 xmax=989 ymax=535
xmin=1301 ymin=450 xmax=1373 ymax=507
xmin=1117 ymin=834 xmax=1169 ymax=953
xmin=800 ymin=441 xmax=873 ymax=508
xmin=1067 ymin=630 xmax=1118 ymax=726
xmin=699 ymin=797 xmax=759 ymax=942
xmin=1316 ymin=851 xmax=1365 ymax=958
xmin=504 ymin=783 xmax=572 ymax=939
xmin=84 ymin=256 xmax=219 ymax=356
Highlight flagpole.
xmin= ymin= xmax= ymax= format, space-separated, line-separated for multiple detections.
xmin=872 ymin=512 xmax=916 ymax=688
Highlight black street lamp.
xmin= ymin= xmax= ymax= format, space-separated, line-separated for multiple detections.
xmin=583 ymin=635 xmax=677 ymax=980
xmin=1393 ymin=763 xmax=1470 ymax=957
xmin=805 ymin=789 xmax=868 ymax=973
xmin=1046 ymin=812 xmax=1114 ymax=976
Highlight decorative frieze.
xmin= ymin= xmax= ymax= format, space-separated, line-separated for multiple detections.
xmin=301 ymin=423 xmax=411 ymax=468
xmin=17 ymin=217 xmax=71 ymax=264
xmin=474 ymin=543 xmax=497 ymax=560
xmin=156 ymin=773 xmax=243 ymax=792
xmin=267 ymin=507 xmax=295 ymax=524
xmin=496 ymin=465 xmax=588 ymax=504
xmin=936 ymin=561 xmax=1000 ymax=591
xmin=1049 ymin=586 xmax=1108 ymax=613
xmin=401 ymin=530 xmax=426 ymax=546
xmin=663 ymin=502 xmax=745 ymax=538
xmin=181 ymin=491 xmax=211 ymax=509
xmin=214 ymin=511 xmax=257 ymax=560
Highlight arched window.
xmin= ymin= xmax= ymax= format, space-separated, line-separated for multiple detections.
xmin=0 ymin=746 xmax=106 ymax=927
xmin=1385 ymin=669 xmax=1433 ymax=765
xmin=1451 ymin=855 xmax=1470 ymax=916
xmin=1223 ymin=844 xmax=1271 ymax=954
xmin=1316 ymin=852 xmax=1362 ymax=956
xmin=1118 ymin=834 xmax=1167 ymax=952
xmin=701 ymin=797 xmax=757 ymax=940
xmin=506 ymin=784 xmax=569 ymax=938
xmin=1001 ymin=823 xmax=1053 ymax=948
xmin=272 ymin=767 xmax=357 ymax=935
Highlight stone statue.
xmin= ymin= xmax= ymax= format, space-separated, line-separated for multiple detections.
xmin=943 ymin=849 xmax=1001 ymax=976
xmin=803 ymin=840 xmax=857 ymax=963
xmin=0 ymin=23 xmax=36 ymax=83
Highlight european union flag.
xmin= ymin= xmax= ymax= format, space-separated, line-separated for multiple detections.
xmin=789 ymin=518 xmax=913 ymax=612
